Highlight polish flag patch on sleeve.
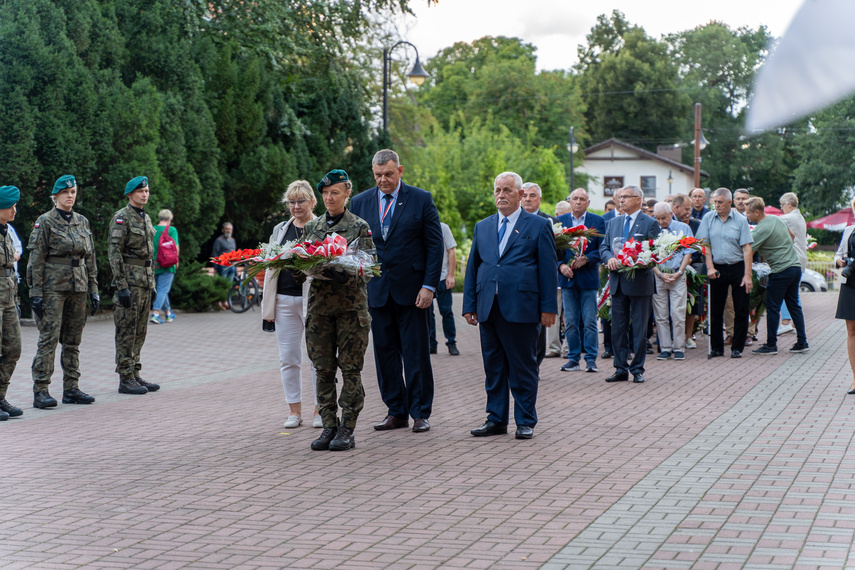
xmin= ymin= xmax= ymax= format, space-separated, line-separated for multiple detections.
xmin=34 ymin=222 xmax=39 ymax=228
xmin=116 ymin=218 xmax=124 ymax=224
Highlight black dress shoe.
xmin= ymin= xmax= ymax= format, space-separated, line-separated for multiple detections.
xmin=515 ymin=426 xmax=534 ymax=439
xmin=731 ymin=349 xmax=742 ymax=359
xmin=429 ymin=345 xmax=438 ymax=354
xmin=605 ymin=372 xmax=629 ymax=382
xmin=448 ymin=343 xmax=460 ymax=356
xmin=118 ymin=377 xmax=147 ymax=395
xmin=33 ymin=390 xmax=58 ymax=409
xmin=62 ymin=387 xmax=95 ymax=404
xmin=374 ymin=415 xmax=409 ymax=430
xmin=848 ymin=388 xmax=855 ymax=395
xmin=471 ymin=420 xmax=508 ymax=437
xmin=329 ymin=427 xmax=356 ymax=451
xmin=0 ymin=410 xmax=8 ymax=421
xmin=135 ymin=378 xmax=160 ymax=392
xmin=0 ymin=398 xmax=23 ymax=417
xmin=709 ymin=350 xmax=724 ymax=358
xmin=601 ymin=351 xmax=613 ymax=359
xmin=311 ymin=427 xmax=338 ymax=450
xmin=633 ymin=373 xmax=645 ymax=383
xmin=412 ymin=418 xmax=430 ymax=432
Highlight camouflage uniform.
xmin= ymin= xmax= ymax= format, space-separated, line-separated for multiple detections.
xmin=26 ymin=209 xmax=98 ymax=392
xmin=0 ymin=228 xmax=21 ymax=400
xmin=301 ymin=209 xmax=375 ymax=429
xmin=107 ymin=204 xmax=155 ymax=380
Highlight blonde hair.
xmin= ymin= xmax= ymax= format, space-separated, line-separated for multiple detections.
xmin=158 ymin=209 xmax=173 ymax=222
xmin=283 ymin=180 xmax=317 ymax=208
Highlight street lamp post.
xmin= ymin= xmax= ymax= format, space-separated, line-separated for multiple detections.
xmin=567 ymin=126 xmax=579 ymax=191
xmin=667 ymin=169 xmax=673 ymax=194
xmin=383 ymin=41 xmax=429 ymax=132
xmin=692 ymin=102 xmax=709 ymax=188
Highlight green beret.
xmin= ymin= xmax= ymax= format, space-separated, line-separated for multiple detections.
xmin=0 ymin=185 xmax=21 ymax=209
xmin=52 ymin=175 xmax=77 ymax=195
xmin=316 ymin=169 xmax=349 ymax=193
xmin=124 ymin=176 xmax=149 ymax=195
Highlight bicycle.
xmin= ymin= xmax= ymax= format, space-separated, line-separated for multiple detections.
xmin=227 ymin=264 xmax=262 ymax=313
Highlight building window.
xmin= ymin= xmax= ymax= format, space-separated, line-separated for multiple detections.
xmin=603 ymin=176 xmax=624 ymax=197
xmin=640 ymin=176 xmax=656 ymax=197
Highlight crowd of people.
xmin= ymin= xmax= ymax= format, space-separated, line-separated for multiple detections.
xmin=1 ymin=157 xmax=851 ymax=438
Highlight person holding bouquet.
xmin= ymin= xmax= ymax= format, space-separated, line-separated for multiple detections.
xmin=299 ymin=170 xmax=375 ymax=452
xmin=599 ymin=185 xmax=660 ymax=384
xmin=260 ymin=180 xmax=321 ymax=430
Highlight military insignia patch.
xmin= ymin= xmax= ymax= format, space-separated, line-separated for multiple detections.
xmin=322 ymin=176 xmax=330 ymax=186
xmin=116 ymin=218 xmax=124 ymax=224
xmin=141 ymin=180 xmax=148 ymax=188
xmin=66 ymin=179 xmax=74 ymax=188
xmin=34 ymin=222 xmax=39 ymax=228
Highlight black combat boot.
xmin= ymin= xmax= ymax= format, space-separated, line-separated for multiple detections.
xmin=62 ymin=387 xmax=95 ymax=404
xmin=311 ymin=427 xmax=338 ymax=451
xmin=0 ymin=398 xmax=23 ymax=417
xmin=33 ymin=390 xmax=58 ymax=409
xmin=135 ymin=377 xmax=160 ymax=392
xmin=118 ymin=377 xmax=147 ymax=395
xmin=0 ymin=410 xmax=8 ymax=421
xmin=329 ymin=427 xmax=356 ymax=451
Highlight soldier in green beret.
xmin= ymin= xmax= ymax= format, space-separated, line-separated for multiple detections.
xmin=0 ymin=185 xmax=24 ymax=420
xmin=302 ymin=169 xmax=376 ymax=451
xmin=26 ymin=175 xmax=100 ymax=408
xmin=107 ymin=176 xmax=160 ymax=395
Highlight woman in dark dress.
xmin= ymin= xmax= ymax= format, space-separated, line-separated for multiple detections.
xmin=833 ymin=198 xmax=855 ymax=394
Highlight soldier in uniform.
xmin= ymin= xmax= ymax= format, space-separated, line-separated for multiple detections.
xmin=0 ymin=185 xmax=24 ymax=420
xmin=27 ymin=175 xmax=100 ymax=408
xmin=301 ymin=170 xmax=375 ymax=451
xmin=107 ymin=176 xmax=160 ymax=395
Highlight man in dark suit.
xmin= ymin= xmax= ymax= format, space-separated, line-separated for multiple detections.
xmin=349 ymin=149 xmax=444 ymax=433
xmin=599 ymin=185 xmax=661 ymax=384
xmin=600 ymin=188 xmax=624 ymax=359
xmin=557 ymin=189 xmax=605 ymax=373
xmin=690 ymin=188 xmax=710 ymax=220
xmin=521 ymin=182 xmax=561 ymax=364
xmin=463 ymin=172 xmax=558 ymax=440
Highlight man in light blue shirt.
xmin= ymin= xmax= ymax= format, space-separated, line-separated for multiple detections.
xmin=651 ymin=203 xmax=694 ymax=360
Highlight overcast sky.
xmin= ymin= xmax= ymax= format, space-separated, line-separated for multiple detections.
xmin=394 ymin=0 xmax=806 ymax=71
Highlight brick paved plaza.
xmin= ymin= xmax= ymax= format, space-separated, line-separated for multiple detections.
xmin=2 ymin=292 xmax=854 ymax=569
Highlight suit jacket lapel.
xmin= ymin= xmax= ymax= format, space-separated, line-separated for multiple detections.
xmin=484 ymin=213 xmax=499 ymax=259
xmin=501 ymin=211 xmax=527 ymax=258
xmin=386 ymin=184 xmax=408 ymax=238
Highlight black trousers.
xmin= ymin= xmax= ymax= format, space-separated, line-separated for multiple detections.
xmin=710 ymin=261 xmax=750 ymax=352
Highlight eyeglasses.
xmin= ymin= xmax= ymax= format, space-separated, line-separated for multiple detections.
xmin=287 ymin=200 xmax=308 ymax=207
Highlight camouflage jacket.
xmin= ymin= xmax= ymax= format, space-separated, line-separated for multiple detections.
xmin=300 ymin=209 xmax=375 ymax=317
xmin=0 ymin=228 xmax=16 ymax=308
xmin=26 ymin=209 xmax=98 ymax=296
xmin=107 ymin=204 xmax=155 ymax=290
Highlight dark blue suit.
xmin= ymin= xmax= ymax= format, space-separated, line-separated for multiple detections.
xmin=557 ymin=212 xmax=605 ymax=365
xmin=462 ymin=209 xmax=558 ymax=427
xmin=349 ymin=182 xmax=444 ymax=420
xmin=599 ymin=211 xmax=661 ymax=375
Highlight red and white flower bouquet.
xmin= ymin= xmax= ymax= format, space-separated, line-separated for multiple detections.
xmin=553 ymin=222 xmax=602 ymax=256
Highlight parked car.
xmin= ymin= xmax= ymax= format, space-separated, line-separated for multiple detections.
xmin=800 ymin=268 xmax=828 ymax=292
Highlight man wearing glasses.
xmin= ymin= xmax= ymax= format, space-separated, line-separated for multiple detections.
xmin=599 ymin=185 xmax=660 ymax=384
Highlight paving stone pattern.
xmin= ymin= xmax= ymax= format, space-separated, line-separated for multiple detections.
xmin=1 ymin=293 xmax=853 ymax=569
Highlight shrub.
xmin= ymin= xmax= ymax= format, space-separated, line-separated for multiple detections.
xmin=169 ymin=261 xmax=230 ymax=312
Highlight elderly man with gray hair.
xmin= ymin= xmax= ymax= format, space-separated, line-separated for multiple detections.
xmin=778 ymin=192 xmax=808 ymax=334
xmin=651 ymin=202 xmax=694 ymax=360
xmin=696 ymin=187 xmax=754 ymax=358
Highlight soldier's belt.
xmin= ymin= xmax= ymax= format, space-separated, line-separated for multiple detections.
xmin=1 ymin=268 xmax=11 ymax=277
xmin=123 ymin=257 xmax=153 ymax=267
xmin=46 ymin=256 xmax=84 ymax=267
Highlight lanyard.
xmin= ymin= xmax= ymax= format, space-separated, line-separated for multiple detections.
xmin=379 ymin=193 xmax=394 ymax=224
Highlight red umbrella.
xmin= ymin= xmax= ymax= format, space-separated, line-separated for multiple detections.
xmin=765 ymin=205 xmax=784 ymax=216
xmin=807 ymin=207 xmax=855 ymax=231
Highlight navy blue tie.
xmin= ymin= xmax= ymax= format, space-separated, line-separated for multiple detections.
xmin=498 ymin=217 xmax=509 ymax=253
xmin=622 ymin=215 xmax=632 ymax=239
xmin=381 ymin=194 xmax=393 ymax=239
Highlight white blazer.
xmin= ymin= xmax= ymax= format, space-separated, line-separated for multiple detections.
xmin=834 ymin=224 xmax=855 ymax=286
xmin=260 ymin=215 xmax=316 ymax=321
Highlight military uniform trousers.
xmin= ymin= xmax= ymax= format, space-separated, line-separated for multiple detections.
xmin=113 ymin=285 xmax=151 ymax=379
xmin=306 ymin=310 xmax=369 ymax=430
xmin=32 ymin=291 xmax=88 ymax=391
xmin=0 ymin=302 xmax=22 ymax=399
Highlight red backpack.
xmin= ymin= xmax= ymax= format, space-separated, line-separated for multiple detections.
xmin=157 ymin=222 xmax=179 ymax=268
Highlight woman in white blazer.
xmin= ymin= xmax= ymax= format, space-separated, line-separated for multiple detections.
xmin=261 ymin=180 xmax=320 ymax=427
xmin=833 ymin=196 xmax=855 ymax=394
